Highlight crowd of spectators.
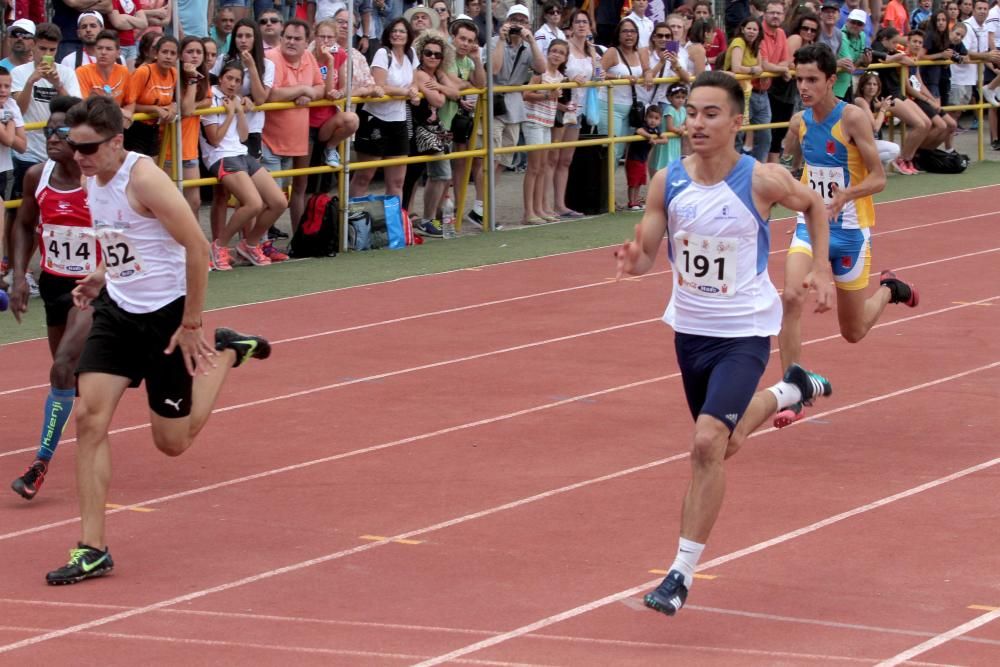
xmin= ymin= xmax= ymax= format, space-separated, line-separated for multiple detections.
xmin=1 ymin=0 xmax=999 ymax=274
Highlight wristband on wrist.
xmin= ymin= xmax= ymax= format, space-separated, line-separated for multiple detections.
xmin=182 ymin=321 xmax=202 ymax=330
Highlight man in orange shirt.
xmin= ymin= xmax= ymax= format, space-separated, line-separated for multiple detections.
xmin=263 ymin=18 xmax=325 ymax=228
xmin=881 ymin=0 xmax=909 ymax=34
xmin=75 ymin=31 xmax=130 ymax=106
xmin=756 ymin=0 xmax=791 ymax=163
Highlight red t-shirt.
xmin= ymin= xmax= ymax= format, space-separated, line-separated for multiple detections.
xmin=114 ymin=0 xmax=138 ymax=47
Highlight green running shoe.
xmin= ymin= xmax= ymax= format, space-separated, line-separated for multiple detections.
xmin=215 ymin=328 xmax=272 ymax=368
xmin=46 ymin=544 xmax=114 ymax=585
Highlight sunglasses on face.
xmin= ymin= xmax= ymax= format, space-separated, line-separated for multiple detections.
xmin=434 ymin=6 xmax=448 ymax=12
xmin=10 ymin=31 xmax=32 ymax=39
xmin=66 ymin=135 xmax=115 ymax=155
xmin=422 ymin=49 xmax=443 ymax=58
xmin=654 ymin=32 xmax=670 ymax=38
xmin=259 ymin=17 xmax=281 ymax=24
xmin=43 ymin=126 xmax=71 ymax=140
xmin=800 ymin=26 xmax=818 ymax=32
xmin=546 ymin=8 xmax=561 ymax=14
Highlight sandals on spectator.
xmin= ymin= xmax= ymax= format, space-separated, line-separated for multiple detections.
xmin=522 ymin=216 xmax=548 ymax=226
xmin=558 ymin=210 xmax=584 ymax=219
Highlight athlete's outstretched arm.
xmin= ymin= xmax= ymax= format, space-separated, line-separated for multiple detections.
xmin=130 ymin=158 xmax=215 ymax=374
xmin=782 ymin=112 xmax=804 ymax=164
xmin=615 ymin=169 xmax=669 ymax=279
xmin=826 ymin=104 xmax=886 ymax=219
xmin=756 ymin=163 xmax=835 ymax=312
xmin=8 ymin=165 xmax=43 ymax=322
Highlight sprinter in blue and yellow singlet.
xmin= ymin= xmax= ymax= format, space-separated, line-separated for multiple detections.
xmin=777 ymin=43 xmax=919 ymax=429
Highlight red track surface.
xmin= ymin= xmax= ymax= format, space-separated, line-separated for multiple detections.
xmin=1 ymin=186 xmax=999 ymax=665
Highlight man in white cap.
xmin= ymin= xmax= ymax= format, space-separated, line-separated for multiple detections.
xmin=59 ymin=12 xmax=105 ymax=70
xmin=837 ymin=0 xmax=874 ymax=41
xmin=490 ymin=4 xmax=544 ymax=193
xmin=0 ymin=20 xmax=36 ymax=72
xmin=833 ymin=8 xmax=871 ymax=101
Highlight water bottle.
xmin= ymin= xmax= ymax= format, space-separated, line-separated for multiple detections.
xmin=441 ymin=196 xmax=457 ymax=239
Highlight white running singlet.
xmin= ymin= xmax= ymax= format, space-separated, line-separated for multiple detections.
xmin=87 ymin=151 xmax=186 ymax=314
xmin=662 ymin=155 xmax=781 ymax=338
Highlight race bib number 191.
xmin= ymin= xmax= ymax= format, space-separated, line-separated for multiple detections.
xmin=674 ymin=231 xmax=738 ymax=298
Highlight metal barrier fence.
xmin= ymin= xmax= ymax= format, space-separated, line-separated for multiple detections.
xmin=5 ymin=61 xmax=993 ymax=242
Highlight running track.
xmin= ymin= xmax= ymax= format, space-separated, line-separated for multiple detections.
xmin=1 ymin=185 xmax=999 ymax=665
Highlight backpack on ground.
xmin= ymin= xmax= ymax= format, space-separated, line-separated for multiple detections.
xmin=348 ymin=209 xmax=373 ymax=251
xmin=291 ymin=193 xmax=339 ymax=257
xmin=913 ymin=148 xmax=969 ymax=174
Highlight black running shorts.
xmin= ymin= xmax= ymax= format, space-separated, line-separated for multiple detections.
xmin=76 ymin=291 xmax=193 ymax=418
xmin=38 ymin=272 xmax=79 ymax=327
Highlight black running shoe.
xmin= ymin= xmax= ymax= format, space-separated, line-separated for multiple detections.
xmin=215 ymin=328 xmax=272 ymax=367
xmin=11 ymin=459 xmax=47 ymax=500
xmin=783 ymin=363 xmax=833 ymax=406
xmin=267 ymin=225 xmax=289 ymax=240
xmin=644 ymin=570 xmax=689 ymax=617
xmin=880 ymin=270 xmax=919 ymax=307
xmin=46 ymin=544 xmax=114 ymax=585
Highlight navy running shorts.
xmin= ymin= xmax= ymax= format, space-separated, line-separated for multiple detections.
xmin=674 ymin=332 xmax=771 ymax=432
xmin=76 ymin=291 xmax=193 ymax=418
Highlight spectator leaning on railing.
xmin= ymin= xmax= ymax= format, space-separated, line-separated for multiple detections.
xmin=75 ymin=30 xmax=130 ymax=105
xmin=123 ymin=34 xmax=178 ymax=157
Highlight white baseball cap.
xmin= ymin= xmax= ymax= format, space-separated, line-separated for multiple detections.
xmin=8 ymin=19 xmax=36 ymax=35
xmin=506 ymin=4 xmax=530 ymax=20
xmin=847 ymin=8 xmax=868 ymax=23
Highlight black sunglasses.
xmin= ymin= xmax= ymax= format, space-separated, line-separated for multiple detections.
xmin=259 ymin=17 xmax=282 ymax=24
xmin=66 ymin=135 xmax=115 ymax=155
xmin=653 ymin=32 xmax=670 ymax=38
xmin=422 ymin=49 xmax=443 ymax=59
xmin=546 ymin=8 xmax=561 ymax=14
xmin=43 ymin=126 xmax=71 ymax=140
xmin=10 ymin=30 xmax=32 ymax=39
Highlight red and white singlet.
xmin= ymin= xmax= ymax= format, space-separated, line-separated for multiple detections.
xmin=36 ymin=160 xmax=97 ymax=278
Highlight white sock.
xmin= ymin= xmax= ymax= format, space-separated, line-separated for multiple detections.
xmin=669 ymin=538 xmax=705 ymax=588
xmin=473 ymin=200 xmax=483 ymax=214
xmin=767 ymin=381 xmax=803 ymax=410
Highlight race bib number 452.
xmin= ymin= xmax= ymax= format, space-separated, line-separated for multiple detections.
xmin=674 ymin=231 xmax=738 ymax=298
xmin=42 ymin=225 xmax=97 ymax=276
xmin=95 ymin=227 xmax=144 ymax=282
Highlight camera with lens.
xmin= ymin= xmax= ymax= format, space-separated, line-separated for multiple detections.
xmin=508 ymin=25 xmax=522 ymax=36
xmin=950 ymin=52 xmax=963 ymax=63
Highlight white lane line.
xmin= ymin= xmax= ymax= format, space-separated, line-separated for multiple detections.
xmin=5 ymin=184 xmax=995 ymax=348
xmin=5 ymin=597 xmax=996 ymax=652
xmin=1 ymin=361 xmax=996 ymax=656
xmin=688 ymin=605 xmax=1000 ymax=647
xmin=0 ymin=627 xmax=547 ymax=666
xmin=411 ymin=376 xmax=1000 ymax=666
xmin=874 ymin=608 xmax=1000 ymax=666
xmin=1 ymin=292 xmax=996 ymax=542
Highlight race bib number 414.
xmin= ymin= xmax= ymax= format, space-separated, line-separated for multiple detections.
xmin=42 ymin=225 xmax=97 ymax=276
xmin=674 ymin=231 xmax=738 ymax=298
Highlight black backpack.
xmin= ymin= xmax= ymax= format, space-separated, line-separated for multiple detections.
xmin=913 ymin=148 xmax=969 ymax=174
xmin=291 ymin=193 xmax=339 ymax=257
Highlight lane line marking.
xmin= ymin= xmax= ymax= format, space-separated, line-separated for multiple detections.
xmin=1 ymin=296 xmax=996 ymax=541
xmin=104 ymin=504 xmax=155 ymax=513
xmin=648 ymin=570 xmax=717 ymax=580
xmin=952 ymin=301 xmax=993 ymax=307
xmin=359 ymin=535 xmax=424 ymax=545
xmin=874 ymin=608 xmax=1000 ymax=666
xmin=4 ymin=597 xmax=999 ymax=649
xmin=5 ymin=180 xmax=996 ymax=352
xmin=1 ymin=361 xmax=996 ymax=656
xmin=2 ymin=207 xmax=997 ymax=395
xmin=968 ymin=605 xmax=1000 ymax=611
xmin=411 ymin=407 xmax=1000 ymax=665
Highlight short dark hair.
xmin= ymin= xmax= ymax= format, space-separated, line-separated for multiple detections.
xmin=908 ymin=28 xmax=925 ymax=39
xmin=66 ymin=95 xmax=124 ymax=136
xmin=95 ymin=29 xmax=120 ymax=47
xmin=283 ymin=18 xmax=312 ymax=39
xmin=793 ymin=42 xmax=837 ymax=76
xmin=0 ymin=66 xmax=9 ymax=78
xmin=451 ymin=18 xmax=478 ymax=37
xmin=35 ymin=22 xmax=63 ymax=43
xmin=50 ymin=95 xmax=82 ymax=116
xmin=690 ymin=70 xmax=746 ymax=114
